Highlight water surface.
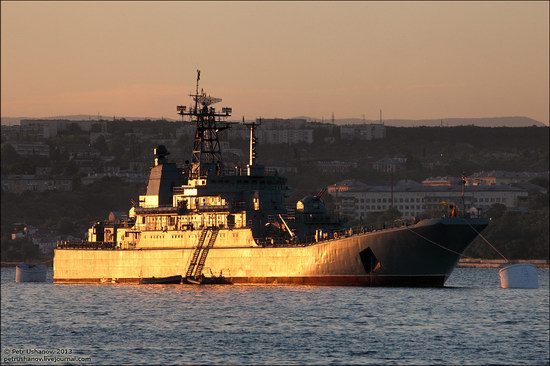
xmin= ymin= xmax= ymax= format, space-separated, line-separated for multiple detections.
xmin=1 ymin=268 xmax=548 ymax=365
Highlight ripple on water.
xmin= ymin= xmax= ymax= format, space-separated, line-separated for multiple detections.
xmin=1 ymin=267 xmax=548 ymax=365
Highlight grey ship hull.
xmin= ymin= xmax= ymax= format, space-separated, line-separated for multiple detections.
xmin=229 ymin=217 xmax=487 ymax=287
xmin=54 ymin=217 xmax=487 ymax=287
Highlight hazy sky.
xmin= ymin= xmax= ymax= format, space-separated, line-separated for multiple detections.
xmin=1 ymin=1 xmax=548 ymax=124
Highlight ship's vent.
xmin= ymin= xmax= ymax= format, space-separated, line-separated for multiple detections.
xmin=359 ymin=247 xmax=381 ymax=274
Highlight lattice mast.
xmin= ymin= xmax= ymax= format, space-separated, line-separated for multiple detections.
xmin=177 ymin=70 xmax=233 ymax=179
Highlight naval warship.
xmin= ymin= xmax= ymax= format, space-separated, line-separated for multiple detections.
xmin=54 ymin=71 xmax=489 ymax=286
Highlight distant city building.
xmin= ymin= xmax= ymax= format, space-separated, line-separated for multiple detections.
xmin=260 ymin=118 xmax=308 ymax=129
xmin=421 ymin=161 xmax=435 ymax=170
xmin=328 ymin=179 xmax=529 ymax=220
xmin=63 ymin=119 xmax=101 ymax=132
xmin=128 ymin=161 xmax=149 ymax=172
xmin=153 ymin=138 xmax=178 ymax=148
xmin=2 ymin=174 xmax=72 ymax=193
xmin=175 ymin=125 xmax=196 ymax=139
xmin=81 ymin=171 xmax=149 ymax=185
xmin=226 ymin=119 xmax=314 ymax=144
xmin=327 ymin=179 xmax=370 ymax=194
xmin=422 ymin=176 xmax=461 ymax=187
xmin=90 ymin=132 xmax=111 ymax=144
xmin=315 ymin=160 xmax=358 ymax=174
xmin=20 ymin=119 xmax=105 ymax=139
xmin=467 ymin=171 xmax=549 ymax=186
xmin=63 ymin=144 xmax=101 ymax=160
xmin=1 ymin=125 xmax=20 ymax=141
xmin=264 ymin=165 xmax=298 ymax=176
xmin=257 ymin=129 xmax=314 ymax=144
xmin=35 ymin=167 xmax=53 ymax=175
xmin=421 ymin=160 xmax=450 ymax=170
xmin=257 ymin=119 xmax=313 ymax=144
xmin=78 ymin=165 xmax=102 ymax=176
xmin=11 ymin=142 xmax=50 ymax=157
xmin=372 ymin=157 xmax=407 ymax=173
xmin=340 ymin=123 xmax=386 ymax=141
xmin=103 ymin=166 xmax=121 ymax=175
xmin=20 ymin=120 xmax=59 ymax=139
xmin=223 ymin=148 xmax=245 ymax=162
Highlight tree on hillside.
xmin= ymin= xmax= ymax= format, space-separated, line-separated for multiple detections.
xmin=57 ymin=217 xmax=77 ymax=236
xmin=365 ymin=207 xmax=402 ymax=227
xmin=527 ymin=191 xmax=549 ymax=210
xmin=484 ymin=203 xmax=507 ymax=219
xmin=92 ymin=135 xmax=109 ymax=155
xmin=529 ymin=177 xmax=549 ymax=190
xmin=108 ymin=134 xmax=128 ymax=157
xmin=1 ymin=143 xmax=21 ymax=166
xmin=465 ymin=208 xmax=549 ymax=259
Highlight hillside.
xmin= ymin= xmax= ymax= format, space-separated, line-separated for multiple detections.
xmin=2 ymin=115 xmax=546 ymax=127
xmin=327 ymin=116 xmax=546 ymax=127
xmin=1 ymin=123 xmax=548 ymax=261
xmin=0 ymin=115 xmax=178 ymax=125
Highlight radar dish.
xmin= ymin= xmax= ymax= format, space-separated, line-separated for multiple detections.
xmin=196 ymin=95 xmax=222 ymax=106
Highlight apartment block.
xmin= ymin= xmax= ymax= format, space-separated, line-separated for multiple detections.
xmin=328 ymin=179 xmax=529 ymax=220
xmin=340 ymin=123 xmax=386 ymax=141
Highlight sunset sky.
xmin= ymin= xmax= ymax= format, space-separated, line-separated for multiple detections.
xmin=1 ymin=1 xmax=548 ymax=124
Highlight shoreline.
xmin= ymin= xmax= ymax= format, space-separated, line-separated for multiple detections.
xmin=0 ymin=259 xmax=53 ymax=268
xmin=457 ymin=258 xmax=549 ymax=269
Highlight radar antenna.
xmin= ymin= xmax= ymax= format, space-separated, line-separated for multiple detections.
xmin=176 ymin=70 xmax=234 ymax=179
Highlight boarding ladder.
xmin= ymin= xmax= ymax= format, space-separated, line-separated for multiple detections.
xmin=194 ymin=228 xmax=219 ymax=278
xmin=185 ymin=227 xmax=219 ymax=280
xmin=185 ymin=229 xmax=208 ymax=278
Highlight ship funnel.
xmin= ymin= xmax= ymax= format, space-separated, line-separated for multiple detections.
xmin=154 ymin=145 xmax=170 ymax=166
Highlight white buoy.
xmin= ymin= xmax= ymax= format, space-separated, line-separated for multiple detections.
xmin=499 ymin=263 xmax=539 ymax=289
xmin=15 ymin=263 xmax=47 ymax=283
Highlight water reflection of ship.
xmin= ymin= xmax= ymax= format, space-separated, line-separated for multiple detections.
xmin=54 ymin=71 xmax=489 ymax=287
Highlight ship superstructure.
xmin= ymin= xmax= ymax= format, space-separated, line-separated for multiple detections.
xmin=54 ymin=71 xmax=489 ymax=286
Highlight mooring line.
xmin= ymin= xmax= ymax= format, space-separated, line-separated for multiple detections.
xmin=461 ymin=218 xmax=508 ymax=261
xmin=406 ymin=227 xmax=472 ymax=258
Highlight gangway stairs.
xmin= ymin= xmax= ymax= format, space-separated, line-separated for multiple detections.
xmin=185 ymin=228 xmax=220 ymax=283
xmin=194 ymin=228 xmax=219 ymax=278
xmin=185 ymin=229 xmax=209 ymax=279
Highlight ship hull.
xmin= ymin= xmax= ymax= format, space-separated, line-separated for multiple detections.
xmin=53 ymin=217 xmax=487 ymax=287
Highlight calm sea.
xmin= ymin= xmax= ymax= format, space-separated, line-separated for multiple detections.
xmin=1 ymin=267 xmax=548 ymax=365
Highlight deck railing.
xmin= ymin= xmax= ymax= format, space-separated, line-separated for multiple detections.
xmin=56 ymin=240 xmax=116 ymax=250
